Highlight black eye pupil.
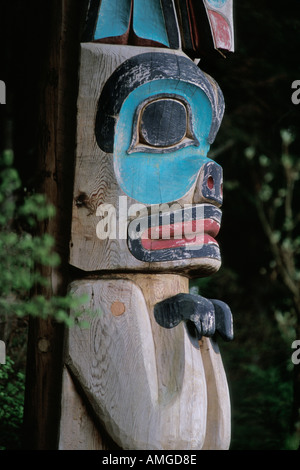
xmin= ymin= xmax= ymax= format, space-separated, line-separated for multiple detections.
xmin=140 ymin=99 xmax=187 ymax=148
xmin=127 ymin=94 xmax=199 ymax=154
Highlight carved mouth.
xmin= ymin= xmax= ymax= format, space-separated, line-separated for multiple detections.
xmin=141 ymin=218 xmax=220 ymax=250
xmin=128 ymin=204 xmax=221 ymax=263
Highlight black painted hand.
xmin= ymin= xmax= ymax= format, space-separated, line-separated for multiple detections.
xmin=154 ymin=293 xmax=233 ymax=342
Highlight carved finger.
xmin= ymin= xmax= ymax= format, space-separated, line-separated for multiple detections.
xmin=209 ymin=299 xmax=234 ymax=342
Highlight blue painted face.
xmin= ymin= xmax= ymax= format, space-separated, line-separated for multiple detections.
xmin=95 ymin=52 xmax=225 ymax=269
xmin=206 ymin=0 xmax=228 ymax=7
xmin=114 ymin=80 xmax=213 ymax=205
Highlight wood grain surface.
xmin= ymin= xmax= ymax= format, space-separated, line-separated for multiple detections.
xmin=60 ymin=274 xmax=230 ymax=450
xmin=70 ymin=44 xmax=222 ymax=276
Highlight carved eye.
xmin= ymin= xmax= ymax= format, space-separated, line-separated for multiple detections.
xmin=128 ymin=95 xmax=199 ymax=154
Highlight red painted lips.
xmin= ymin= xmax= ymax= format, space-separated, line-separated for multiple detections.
xmin=141 ymin=218 xmax=220 ymax=251
xmin=127 ymin=203 xmax=222 ymax=263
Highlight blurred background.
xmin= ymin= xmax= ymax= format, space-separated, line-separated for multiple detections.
xmin=0 ymin=0 xmax=300 ymax=450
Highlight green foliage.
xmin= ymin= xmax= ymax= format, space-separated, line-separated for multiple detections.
xmin=0 ymin=149 xmax=88 ymax=326
xmin=0 ymin=150 xmax=95 ymax=449
xmin=0 ymin=356 xmax=25 ymax=450
xmin=192 ymin=124 xmax=300 ymax=449
xmin=243 ymin=130 xmax=300 ymax=330
xmin=1 ymin=0 xmax=299 ymax=452
xmin=192 ymin=270 xmax=297 ymax=449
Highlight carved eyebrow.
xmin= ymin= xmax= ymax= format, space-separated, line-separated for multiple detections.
xmin=95 ymin=52 xmax=224 ymax=153
xmin=128 ymin=94 xmax=199 ymax=154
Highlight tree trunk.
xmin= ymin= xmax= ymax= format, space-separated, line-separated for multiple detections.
xmin=22 ymin=0 xmax=85 ymax=449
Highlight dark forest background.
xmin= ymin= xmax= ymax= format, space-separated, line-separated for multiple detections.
xmin=0 ymin=0 xmax=300 ymax=450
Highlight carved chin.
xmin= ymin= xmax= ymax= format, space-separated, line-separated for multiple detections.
xmin=185 ymin=257 xmax=221 ymax=277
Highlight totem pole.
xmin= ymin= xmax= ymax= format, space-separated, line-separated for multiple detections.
xmin=59 ymin=0 xmax=234 ymax=450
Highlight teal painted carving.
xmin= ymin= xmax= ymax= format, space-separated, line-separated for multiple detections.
xmin=95 ymin=52 xmax=224 ymax=205
xmin=93 ymin=0 xmax=169 ymax=46
xmin=94 ymin=0 xmax=132 ymax=40
xmin=84 ymin=0 xmax=234 ymax=55
xmin=114 ymin=82 xmax=212 ymax=204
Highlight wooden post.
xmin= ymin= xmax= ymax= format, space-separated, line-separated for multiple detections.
xmin=25 ymin=0 xmax=235 ymax=450
xmin=58 ymin=1 xmax=235 ymax=450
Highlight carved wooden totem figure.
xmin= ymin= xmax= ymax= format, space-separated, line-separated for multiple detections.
xmin=59 ymin=0 xmax=234 ymax=450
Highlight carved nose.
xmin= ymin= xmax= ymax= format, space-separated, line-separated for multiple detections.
xmin=193 ymin=161 xmax=223 ymax=207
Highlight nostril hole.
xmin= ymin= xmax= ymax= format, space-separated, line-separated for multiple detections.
xmin=207 ymin=176 xmax=214 ymax=190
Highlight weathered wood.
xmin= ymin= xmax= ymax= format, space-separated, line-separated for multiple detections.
xmin=134 ymin=274 xmax=231 ymax=451
xmin=20 ymin=0 xmax=235 ymax=452
xmin=60 ymin=3 xmax=235 ymax=451
xmin=70 ymin=43 xmax=224 ymax=276
xmin=59 ymin=367 xmax=118 ymax=450
xmin=94 ymin=50 xmax=224 ymax=153
xmin=203 ymin=0 xmax=234 ymax=53
xmin=200 ymin=336 xmax=231 ymax=450
xmin=60 ymin=274 xmax=231 ymax=449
